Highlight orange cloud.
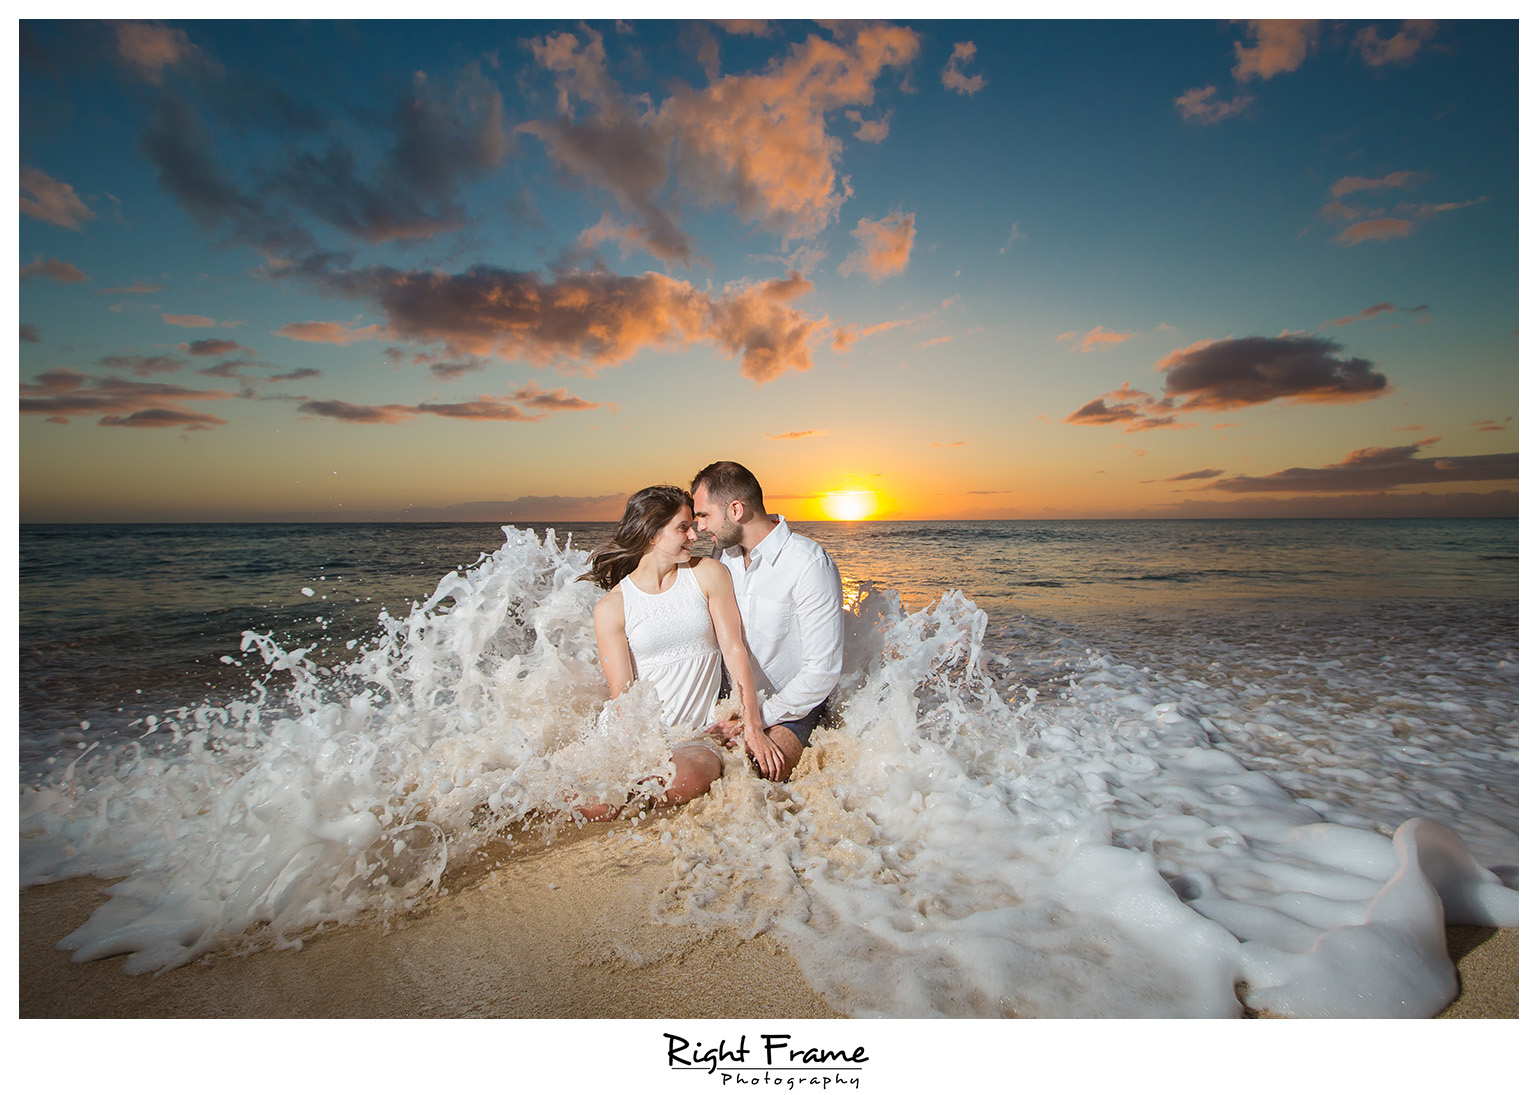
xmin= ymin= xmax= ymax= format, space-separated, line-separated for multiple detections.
xmin=20 ymin=167 xmax=94 ymax=230
xmin=667 ymin=25 xmax=920 ymax=240
xmin=97 ymin=281 xmax=164 ymax=295
xmin=1330 ymin=171 xmax=1426 ymax=198
xmin=520 ymin=24 xmax=920 ymax=255
xmin=1232 ymin=20 xmax=1318 ymax=81
xmin=941 ymin=42 xmax=985 ymax=95
xmin=1336 ymin=218 xmax=1414 ymax=246
xmin=313 ymin=263 xmax=824 ymax=384
xmin=274 ymin=320 xmax=389 ymax=344
xmin=839 ymin=211 xmax=915 ymax=280
xmin=1073 ymin=326 xmax=1134 ymax=353
xmin=19 ymin=256 xmax=87 ymax=283
xmin=845 ymin=109 xmax=892 ymax=143
xmin=1355 ymin=21 xmax=1438 ymax=67
xmin=767 ymin=429 xmax=827 ymax=441
xmin=831 ymin=317 xmax=913 ymax=351
xmin=162 ymin=313 xmax=219 ymax=328
xmin=114 ymin=21 xmax=209 ymax=84
xmin=1174 ymin=85 xmax=1254 ymax=126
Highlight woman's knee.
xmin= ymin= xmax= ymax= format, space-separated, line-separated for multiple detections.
xmin=667 ymin=746 xmax=722 ymax=803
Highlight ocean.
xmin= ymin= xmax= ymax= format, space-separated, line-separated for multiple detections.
xmin=17 ymin=518 xmax=1519 ymax=1016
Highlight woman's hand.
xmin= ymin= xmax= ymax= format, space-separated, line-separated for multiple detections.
xmin=743 ymin=725 xmax=788 ymax=781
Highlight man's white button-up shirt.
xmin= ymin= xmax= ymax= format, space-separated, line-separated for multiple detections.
xmin=717 ymin=516 xmax=844 ymax=727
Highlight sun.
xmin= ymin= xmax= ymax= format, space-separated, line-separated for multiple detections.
xmin=821 ymin=489 xmax=878 ymax=521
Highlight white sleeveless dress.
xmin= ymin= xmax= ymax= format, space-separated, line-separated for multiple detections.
xmin=619 ymin=563 xmax=723 ymax=729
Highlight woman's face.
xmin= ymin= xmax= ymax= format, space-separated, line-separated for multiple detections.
xmin=648 ymin=504 xmax=698 ymax=562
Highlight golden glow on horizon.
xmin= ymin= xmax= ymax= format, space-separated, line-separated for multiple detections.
xmin=821 ymin=489 xmax=878 ymax=521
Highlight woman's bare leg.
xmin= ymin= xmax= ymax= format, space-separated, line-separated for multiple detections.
xmin=664 ymin=744 xmax=724 ymax=805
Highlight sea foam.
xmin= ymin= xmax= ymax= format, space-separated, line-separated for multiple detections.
xmin=19 ymin=528 xmax=1517 ymax=1012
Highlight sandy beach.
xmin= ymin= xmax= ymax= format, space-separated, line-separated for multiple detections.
xmin=18 ymin=815 xmax=1515 ymax=1020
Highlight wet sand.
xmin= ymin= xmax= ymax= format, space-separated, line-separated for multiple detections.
xmin=18 ymin=817 xmax=1515 ymax=1019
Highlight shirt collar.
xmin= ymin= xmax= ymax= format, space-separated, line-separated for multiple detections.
xmin=753 ymin=515 xmax=792 ymax=566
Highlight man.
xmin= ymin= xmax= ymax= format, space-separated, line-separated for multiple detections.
xmin=690 ymin=461 xmax=844 ymax=780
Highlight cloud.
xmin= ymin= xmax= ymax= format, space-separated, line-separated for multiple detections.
xmin=20 ymin=256 xmax=87 ymax=283
xmin=162 ymin=313 xmax=218 ymax=327
xmin=271 ymin=367 xmax=321 ymax=383
xmin=1159 ymin=334 xmax=1388 ymax=410
xmin=845 ymin=109 xmax=891 ymax=143
xmin=1000 ymin=222 xmax=1026 ymax=254
xmin=1068 ymin=326 xmax=1134 ymax=354
xmin=1330 ymin=171 xmax=1427 ymax=198
xmin=196 ymin=359 xmax=262 ymax=379
xmin=1065 ymin=398 xmax=1185 ymax=432
xmin=838 ymin=211 xmax=915 ymax=280
xmin=310 ymin=263 xmax=825 ymax=384
xmin=19 ymin=369 xmax=233 ymax=430
xmin=114 ymin=21 xmax=209 ymax=84
xmin=428 ymin=358 xmax=489 ymax=380
xmin=99 ymin=407 xmax=228 ymax=430
xmin=272 ymin=62 xmax=509 ymax=244
xmin=507 ymin=381 xmax=604 ymax=413
xmin=1398 ymin=197 xmax=1488 ymax=219
xmin=1205 ymin=442 xmax=1517 ymax=494
xmin=1068 ymin=335 xmax=1391 ymax=431
xmin=1325 ymin=175 xmax=1481 ymax=246
xmin=20 ymin=166 xmax=94 ymax=229
xmin=274 ymin=320 xmax=389 ymax=345
xmin=98 ymin=353 xmax=187 ymax=376
xmin=1324 ymin=301 xmax=1402 ymax=327
xmin=931 ymin=441 xmax=968 ymax=447
xmin=1174 ymin=85 xmax=1254 ymax=126
xmin=1335 ymin=218 xmax=1414 ymax=246
xmin=297 ymin=381 xmax=606 ymax=425
xmin=20 ymin=324 xmax=42 ymax=343
xmin=520 ymin=24 xmax=919 ymax=257
xmin=1166 ymin=468 xmax=1224 ymax=482
xmin=1356 ymin=21 xmax=1438 ymax=67
xmin=180 ymin=338 xmax=250 ymax=356
xmin=941 ymin=41 xmax=985 ymax=95
xmin=97 ymin=281 xmax=164 ymax=295
xmin=831 ymin=317 xmax=914 ymax=351
xmin=1232 ymin=20 xmax=1318 ymax=81
xmin=298 ymin=399 xmax=417 ymax=424
xmin=918 ymin=336 xmax=952 ymax=349
xmin=768 ymin=429 xmax=826 ymax=441
xmin=1470 ymin=419 xmax=1510 ymax=433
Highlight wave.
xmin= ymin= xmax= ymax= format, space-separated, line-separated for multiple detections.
xmin=18 ymin=527 xmax=1516 ymax=1014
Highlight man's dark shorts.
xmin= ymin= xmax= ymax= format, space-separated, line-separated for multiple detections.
xmin=774 ymin=699 xmax=829 ymax=746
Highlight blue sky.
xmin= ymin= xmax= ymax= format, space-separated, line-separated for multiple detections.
xmin=15 ymin=18 xmax=1519 ymax=520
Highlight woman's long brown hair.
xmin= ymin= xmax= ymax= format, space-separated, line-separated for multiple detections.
xmin=581 ymin=485 xmax=693 ymax=591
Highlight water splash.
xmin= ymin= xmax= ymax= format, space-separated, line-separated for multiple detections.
xmin=19 ymin=528 xmax=1516 ymax=1014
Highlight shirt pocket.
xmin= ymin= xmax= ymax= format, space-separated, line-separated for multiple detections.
xmin=753 ymin=594 xmax=798 ymax=648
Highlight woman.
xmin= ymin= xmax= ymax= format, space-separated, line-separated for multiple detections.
xmin=580 ymin=485 xmax=782 ymax=816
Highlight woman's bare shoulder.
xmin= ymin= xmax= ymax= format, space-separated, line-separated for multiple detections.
xmin=594 ymin=586 xmax=624 ymax=624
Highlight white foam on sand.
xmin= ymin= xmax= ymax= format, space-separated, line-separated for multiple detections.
xmin=18 ymin=528 xmax=1518 ymax=1013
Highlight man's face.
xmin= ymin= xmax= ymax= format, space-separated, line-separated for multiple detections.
xmin=691 ymin=486 xmax=743 ymax=548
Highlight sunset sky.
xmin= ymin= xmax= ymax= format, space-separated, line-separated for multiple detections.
xmin=15 ymin=18 xmax=1519 ymax=522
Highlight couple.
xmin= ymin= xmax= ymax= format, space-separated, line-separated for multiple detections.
xmin=582 ymin=461 xmax=844 ymax=814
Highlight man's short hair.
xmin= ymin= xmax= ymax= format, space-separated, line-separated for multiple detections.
xmin=691 ymin=461 xmax=766 ymax=516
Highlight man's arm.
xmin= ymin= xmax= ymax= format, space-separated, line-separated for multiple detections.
xmin=761 ymin=550 xmax=844 ymax=727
